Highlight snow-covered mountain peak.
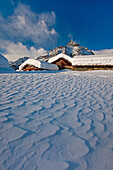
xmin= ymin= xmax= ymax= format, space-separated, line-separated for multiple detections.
xmin=67 ymin=40 xmax=79 ymax=47
xmin=65 ymin=40 xmax=94 ymax=57
xmin=36 ymin=40 xmax=94 ymax=61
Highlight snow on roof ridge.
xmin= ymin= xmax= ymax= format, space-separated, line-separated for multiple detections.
xmin=48 ymin=53 xmax=74 ymax=64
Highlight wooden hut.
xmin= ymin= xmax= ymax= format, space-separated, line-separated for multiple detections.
xmin=19 ymin=59 xmax=59 ymax=71
xmin=48 ymin=53 xmax=74 ymax=69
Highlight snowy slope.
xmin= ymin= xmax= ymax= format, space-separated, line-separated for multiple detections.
xmin=0 ymin=54 xmax=10 ymax=68
xmin=0 ymin=54 xmax=14 ymax=72
xmin=0 ymin=70 xmax=113 ymax=170
xmin=93 ymin=49 xmax=113 ymax=55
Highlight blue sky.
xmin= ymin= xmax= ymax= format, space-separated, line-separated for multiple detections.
xmin=0 ymin=0 xmax=113 ymax=60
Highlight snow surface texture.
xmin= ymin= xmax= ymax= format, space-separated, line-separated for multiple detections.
xmin=19 ymin=59 xmax=59 ymax=71
xmin=0 ymin=54 xmax=14 ymax=72
xmin=72 ymin=55 xmax=113 ymax=66
xmin=0 ymin=70 xmax=113 ymax=170
xmin=48 ymin=53 xmax=113 ymax=66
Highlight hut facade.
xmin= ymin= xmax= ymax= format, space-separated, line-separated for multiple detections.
xmin=48 ymin=53 xmax=74 ymax=69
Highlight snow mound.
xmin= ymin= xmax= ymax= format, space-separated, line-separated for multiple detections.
xmin=0 ymin=54 xmax=10 ymax=68
xmin=19 ymin=59 xmax=59 ymax=71
xmin=0 ymin=54 xmax=14 ymax=73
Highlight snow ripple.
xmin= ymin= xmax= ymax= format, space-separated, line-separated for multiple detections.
xmin=0 ymin=70 xmax=113 ymax=170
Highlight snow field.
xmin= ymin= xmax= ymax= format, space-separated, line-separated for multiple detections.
xmin=0 ymin=70 xmax=113 ymax=170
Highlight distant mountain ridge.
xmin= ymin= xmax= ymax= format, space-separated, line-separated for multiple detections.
xmin=9 ymin=57 xmax=29 ymax=70
xmin=36 ymin=40 xmax=94 ymax=61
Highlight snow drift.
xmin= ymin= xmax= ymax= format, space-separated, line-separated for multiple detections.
xmin=0 ymin=54 xmax=14 ymax=73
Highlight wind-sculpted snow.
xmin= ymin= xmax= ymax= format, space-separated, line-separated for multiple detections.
xmin=0 ymin=70 xmax=113 ymax=170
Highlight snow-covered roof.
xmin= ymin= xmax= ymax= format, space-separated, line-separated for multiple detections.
xmin=72 ymin=55 xmax=113 ymax=66
xmin=48 ymin=53 xmax=73 ymax=64
xmin=19 ymin=59 xmax=59 ymax=71
xmin=48 ymin=53 xmax=113 ymax=66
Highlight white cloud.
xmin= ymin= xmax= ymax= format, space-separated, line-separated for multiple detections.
xmin=68 ymin=33 xmax=73 ymax=41
xmin=0 ymin=40 xmax=47 ymax=61
xmin=10 ymin=0 xmax=15 ymax=6
xmin=0 ymin=3 xmax=58 ymax=48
